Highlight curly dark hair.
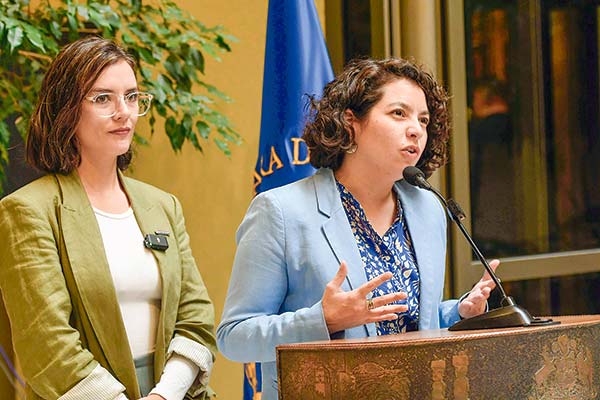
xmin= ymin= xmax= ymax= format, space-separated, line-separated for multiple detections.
xmin=302 ymin=57 xmax=450 ymax=178
xmin=26 ymin=36 xmax=135 ymax=174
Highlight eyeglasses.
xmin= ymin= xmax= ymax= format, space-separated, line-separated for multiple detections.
xmin=84 ymin=91 xmax=153 ymax=117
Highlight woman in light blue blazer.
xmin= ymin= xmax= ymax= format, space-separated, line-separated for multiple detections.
xmin=217 ymin=58 xmax=498 ymax=400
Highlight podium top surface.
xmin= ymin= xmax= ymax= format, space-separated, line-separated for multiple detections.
xmin=276 ymin=315 xmax=600 ymax=351
xmin=277 ymin=315 xmax=600 ymax=399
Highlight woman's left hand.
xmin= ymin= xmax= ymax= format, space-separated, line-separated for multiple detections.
xmin=458 ymin=259 xmax=500 ymax=319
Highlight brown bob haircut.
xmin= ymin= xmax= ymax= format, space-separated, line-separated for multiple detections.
xmin=302 ymin=58 xmax=451 ymax=178
xmin=26 ymin=36 xmax=136 ymax=174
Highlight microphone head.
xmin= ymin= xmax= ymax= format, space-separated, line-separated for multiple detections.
xmin=402 ymin=166 xmax=427 ymax=187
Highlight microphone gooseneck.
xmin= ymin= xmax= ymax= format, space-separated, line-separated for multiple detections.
xmin=403 ymin=166 xmax=506 ymax=300
xmin=401 ymin=166 xmax=557 ymax=330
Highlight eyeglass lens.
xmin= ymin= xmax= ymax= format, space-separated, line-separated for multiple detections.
xmin=93 ymin=93 xmax=152 ymax=116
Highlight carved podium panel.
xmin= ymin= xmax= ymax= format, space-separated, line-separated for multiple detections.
xmin=276 ymin=315 xmax=600 ymax=399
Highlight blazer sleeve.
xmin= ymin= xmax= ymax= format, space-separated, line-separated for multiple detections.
xmin=166 ymin=195 xmax=217 ymax=399
xmin=439 ymin=299 xmax=461 ymax=328
xmin=216 ymin=192 xmax=331 ymax=364
xmin=0 ymin=196 xmax=125 ymax=399
xmin=169 ymin=195 xmax=217 ymax=354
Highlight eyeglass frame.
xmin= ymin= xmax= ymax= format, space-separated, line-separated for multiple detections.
xmin=83 ymin=91 xmax=154 ymax=118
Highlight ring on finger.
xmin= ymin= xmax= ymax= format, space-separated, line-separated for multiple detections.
xmin=366 ymin=297 xmax=375 ymax=311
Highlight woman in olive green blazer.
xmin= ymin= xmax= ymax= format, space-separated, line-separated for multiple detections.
xmin=0 ymin=37 xmax=216 ymax=399
xmin=0 ymin=172 xmax=216 ymax=399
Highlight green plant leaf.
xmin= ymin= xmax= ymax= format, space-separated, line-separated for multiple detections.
xmin=154 ymin=103 xmax=167 ymax=118
xmin=164 ymin=55 xmax=183 ymax=80
xmin=88 ymin=8 xmax=109 ymax=30
xmin=0 ymin=129 xmax=9 ymax=164
xmin=77 ymin=5 xmax=89 ymax=20
xmin=139 ymin=66 xmax=152 ymax=81
xmin=128 ymin=23 xmax=152 ymax=45
xmin=196 ymin=120 xmax=210 ymax=139
xmin=133 ymin=133 xmax=148 ymax=145
xmin=121 ymin=31 xmax=135 ymax=46
xmin=66 ymin=4 xmax=78 ymax=31
xmin=7 ymin=26 xmax=24 ymax=52
xmin=199 ymin=81 xmax=230 ymax=101
xmin=22 ymin=24 xmax=45 ymax=52
xmin=189 ymin=48 xmax=205 ymax=73
xmin=137 ymin=47 xmax=155 ymax=64
xmin=218 ymin=32 xmax=238 ymax=43
xmin=0 ymin=121 xmax=10 ymax=146
xmin=165 ymin=116 xmax=184 ymax=151
xmin=217 ymin=126 xmax=241 ymax=144
xmin=213 ymin=137 xmax=231 ymax=157
xmin=0 ymin=16 xmax=17 ymax=29
xmin=182 ymin=114 xmax=192 ymax=132
xmin=0 ymin=0 xmax=240 ymax=194
xmin=49 ymin=21 xmax=61 ymax=39
xmin=140 ymin=14 xmax=169 ymax=36
xmin=215 ymin=35 xmax=231 ymax=51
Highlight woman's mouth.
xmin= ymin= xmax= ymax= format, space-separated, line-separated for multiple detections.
xmin=109 ymin=127 xmax=131 ymax=135
xmin=402 ymin=145 xmax=419 ymax=156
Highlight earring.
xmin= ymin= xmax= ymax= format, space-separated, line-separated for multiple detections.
xmin=346 ymin=143 xmax=357 ymax=154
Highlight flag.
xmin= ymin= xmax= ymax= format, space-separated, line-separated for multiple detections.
xmin=245 ymin=1 xmax=334 ymax=398
xmin=252 ymin=0 xmax=334 ymax=194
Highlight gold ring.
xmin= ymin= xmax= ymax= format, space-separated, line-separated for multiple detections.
xmin=366 ymin=298 xmax=374 ymax=311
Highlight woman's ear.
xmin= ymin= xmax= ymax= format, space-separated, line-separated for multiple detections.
xmin=343 ymin=109 xmax=359 ymax=139
xmin=343 ymin=109 xmax=355 ymax=124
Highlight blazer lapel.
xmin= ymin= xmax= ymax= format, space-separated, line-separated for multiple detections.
xmin=395 ymin=180 xmax=437 ymax=329
xmin=120 ymin=174 xmax=176 ymax=374
xmin=314 ymin=169 xmax=375 ymax=337
xmin=56 ymin=172 xmax=138 ymax=395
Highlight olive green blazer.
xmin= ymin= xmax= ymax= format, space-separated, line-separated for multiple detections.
xmin=0 ymin=171 xmax=217 ymax=399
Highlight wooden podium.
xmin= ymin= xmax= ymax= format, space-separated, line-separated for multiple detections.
xmin=276 ymin=315 xmax=600 ymax=399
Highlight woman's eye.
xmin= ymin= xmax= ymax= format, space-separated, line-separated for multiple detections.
xmin=420 ymin=117 xmax=430 ymax=125
xmin=126 ymin=92 xmax=139 ymax=102
xmin=94 ymin=94 xmax=111 ymax=104
xmin=393 ymin=109 xmax=405 ymax=117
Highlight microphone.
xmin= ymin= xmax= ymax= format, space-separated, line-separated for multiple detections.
xmin=402 ymin=166 xmax=431 ymax=190
xmin=402 ymin=166 xmax=556 ymax=330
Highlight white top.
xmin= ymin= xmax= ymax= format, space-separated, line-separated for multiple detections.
xmin=93 ymin=207 xmax=161 ymax=359
xmin=61 ymin=207 xmax=210 ymax=400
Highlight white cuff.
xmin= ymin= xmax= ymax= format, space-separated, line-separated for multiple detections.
xmin=150 ymin=354 xmax=199 ymax=400
xmin=58 ymin=364 xmax=126 ymax=400
xmin=167 ymin=335 xmax=214 ymax=395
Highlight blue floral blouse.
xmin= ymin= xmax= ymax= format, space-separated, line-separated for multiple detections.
xmin=337 ymin=181 xmax=421 ymax=334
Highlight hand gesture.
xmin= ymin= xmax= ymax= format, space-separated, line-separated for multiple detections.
xmin=322 ymin=261 xmax=408 ymax=334
xmin=458 ymin=259 xmax=500 ymax=319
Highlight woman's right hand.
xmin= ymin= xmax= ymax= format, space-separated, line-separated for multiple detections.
xmin=322 ymin=261 xmax=408 ymax=334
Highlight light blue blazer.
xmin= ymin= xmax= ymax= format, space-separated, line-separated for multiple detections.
xmin=217 ymin=168 xmax=460 ymax=400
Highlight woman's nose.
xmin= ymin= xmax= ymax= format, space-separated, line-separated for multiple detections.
xmin=113 ymin=96 xmax=132 ymax=120
xmin=406 ymin=121 xmax=424 ymax=139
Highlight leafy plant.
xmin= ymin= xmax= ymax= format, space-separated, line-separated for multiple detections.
xmin=0 ymin=0 xmax=240 ymax=190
